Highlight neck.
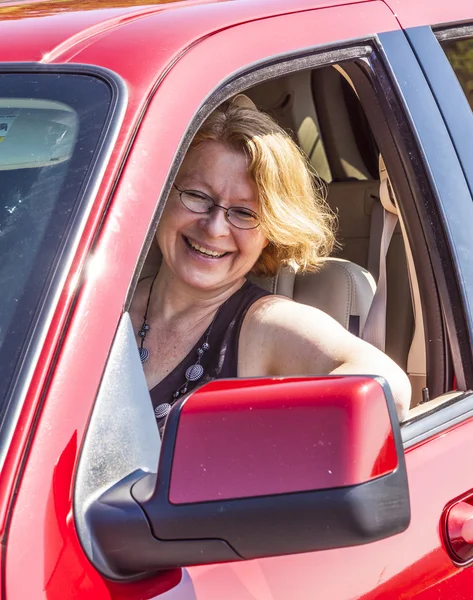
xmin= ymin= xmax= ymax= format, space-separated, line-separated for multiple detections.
xmin=151 ymin=263 xmax=246 ymax=324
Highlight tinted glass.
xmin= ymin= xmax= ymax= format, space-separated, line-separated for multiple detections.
xmin=440 ymin=37 xmax=473 ymax=110
xmin=0 ymin=73 xmax=112 ymax=430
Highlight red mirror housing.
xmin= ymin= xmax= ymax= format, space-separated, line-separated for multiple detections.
xmin=169 ymin=376 xmax=398 ymax=503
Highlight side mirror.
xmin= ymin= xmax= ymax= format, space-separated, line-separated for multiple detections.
xmin=85 ymin=375 xmax=409 ymax=579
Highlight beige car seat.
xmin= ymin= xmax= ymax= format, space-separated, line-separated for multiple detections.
xmin=249 ymin=258 xmax=376 ymax=336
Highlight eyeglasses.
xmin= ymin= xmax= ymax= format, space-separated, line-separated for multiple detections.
xmin=173 ymin=184 xmax=261 ymax=230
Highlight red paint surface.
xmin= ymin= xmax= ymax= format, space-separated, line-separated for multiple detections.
xmin=386 ymin=0 xmax=473 ymax=28
xmin=0 ymin=0 xmax=471 ymax=598
xmin=169 ymin=377 xmax=397 ymax=504
xmin=186 ymin=420 xmax=473 ymax=600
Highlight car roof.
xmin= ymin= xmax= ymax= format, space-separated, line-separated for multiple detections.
xmin=1 ymin=0 xmax=470 ymax=64
xmin=0 ymin=0 xmax=470 ymax=64
xmin=0 ymin=0 xmax=377 ymax=86
xmin=0 ymin=0 xmax=371 ymax=63
xmin=0 ymin=0 xmax=470 ymax=104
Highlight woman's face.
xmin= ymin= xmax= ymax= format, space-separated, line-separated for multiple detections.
xmin=156 ymin=140 xmax=268 ymax=293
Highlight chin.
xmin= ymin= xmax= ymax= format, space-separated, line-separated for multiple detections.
xmin=178 ymin=265 xmax=244 ymax=292
xmin=179 ymin=268 xmax=227 ymax=290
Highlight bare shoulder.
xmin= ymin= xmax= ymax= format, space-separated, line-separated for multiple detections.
xmin=243 ymin=293 xmax=346 ymax=336
xmin=240 ymin=292 xmax=366 ymax=375
xmin=241 ymin=293 xmax=411 ymax=421
xmin=239 ymin=294 xmax=346 ymax=377
xmin=240 ymin=294 xmax=295 ymax=340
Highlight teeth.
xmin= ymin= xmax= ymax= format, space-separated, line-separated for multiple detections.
xmin=188 ymin=238 xmax=226 ymax=257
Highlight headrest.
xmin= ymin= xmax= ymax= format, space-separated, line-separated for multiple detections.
xmin=250 ymin=258 xmax=376 ymax=334
xmin=231 ymin=94 xmax=257 ymax=110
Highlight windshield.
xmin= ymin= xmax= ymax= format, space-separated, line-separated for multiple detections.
xmin=0 ymin=72 xmax=113 ymax=434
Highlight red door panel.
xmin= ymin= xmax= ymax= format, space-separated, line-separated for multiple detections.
xmin=181 ymin=414 xmax=473 ymax=599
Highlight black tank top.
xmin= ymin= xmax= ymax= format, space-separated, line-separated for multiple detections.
xmin=150 ymin=280 xmax=270 ymax=429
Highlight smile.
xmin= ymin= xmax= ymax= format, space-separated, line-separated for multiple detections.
xmin=184 ymin=236 xmax=229 ymax=258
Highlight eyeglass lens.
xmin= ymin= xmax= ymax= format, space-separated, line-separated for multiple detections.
xmin=179 ymin=189 xmax=259 ymax=229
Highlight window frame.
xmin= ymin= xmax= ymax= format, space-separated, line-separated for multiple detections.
xmin=435 ymin=23 xmax=473 ymax=43
xmin=126 ymin=34 xmax=458 ymax=441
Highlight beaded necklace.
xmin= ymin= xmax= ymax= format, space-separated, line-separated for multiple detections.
xmin=137 ymin=273 xmax=221 ymax=424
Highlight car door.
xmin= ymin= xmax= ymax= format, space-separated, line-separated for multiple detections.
xmin=151 ymin=9 xmax=473 ymax=599
xmin=2 ymin=2 xmax=473 ymax=599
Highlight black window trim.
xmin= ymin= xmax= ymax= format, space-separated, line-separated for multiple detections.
xmin=396 ymin=24 xmax=473 ymax=448
xmin=402 ymin=391 xmax=473 ymax=449
xmin=0 ymin=63 xmax=127 ymax=472
xmin=434 ymin=23 xmax=473 ymax=42
xmin=379 ymin=27 xmax=473 ymax=446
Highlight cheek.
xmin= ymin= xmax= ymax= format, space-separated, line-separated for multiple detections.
xmin=241 ymin=231 xmax=269 ymax=259
xmin=253 ymin=231 xmax=270 ymax=253
xmin=156 ymin=204 xmax=192 ymax=243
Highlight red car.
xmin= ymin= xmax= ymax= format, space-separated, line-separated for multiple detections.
xmin=1 ymin=0 xmax=473 ymax=597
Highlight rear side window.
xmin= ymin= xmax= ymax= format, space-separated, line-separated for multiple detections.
xmin=0 ymin=72 xmax=113 ymax=436
xmin=439 ymin=36 xmax=473 ymax=110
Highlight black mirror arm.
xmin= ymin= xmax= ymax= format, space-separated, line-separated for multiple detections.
xmin=85 ymin=469 xmax=241 ymax=581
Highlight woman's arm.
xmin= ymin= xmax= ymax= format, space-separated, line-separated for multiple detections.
xmin=240 ymin=296 xmax=411 ymax=421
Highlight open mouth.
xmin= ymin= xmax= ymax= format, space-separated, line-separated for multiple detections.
xmin=184 ymin=236 xmax=229 ymax=259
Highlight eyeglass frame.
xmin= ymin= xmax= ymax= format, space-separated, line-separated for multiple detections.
xmin=173 ymin=184 xmax=261 ymax=230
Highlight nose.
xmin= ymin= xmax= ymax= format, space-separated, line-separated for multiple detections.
xmin=198 ymin=205 xmax=231 ymax=237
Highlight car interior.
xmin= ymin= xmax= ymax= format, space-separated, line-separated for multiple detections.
xmin=244 ymin=67 xmax=424 ymax=411
xmin=140 ymin=62 xmax=462 ymax=422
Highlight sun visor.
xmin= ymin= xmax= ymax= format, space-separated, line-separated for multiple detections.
xmin=0 ymin=99 xmax=78 ymax=170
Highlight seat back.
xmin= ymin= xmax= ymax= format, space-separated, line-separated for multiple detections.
xmin=249 ymin=258 xmax=375 ymax=336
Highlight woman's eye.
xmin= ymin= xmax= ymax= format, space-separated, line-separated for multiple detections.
xmin=187 ymin=191 xmax=210 ymax=201
xmin=232 ymin=208 xmax=256 ymax=220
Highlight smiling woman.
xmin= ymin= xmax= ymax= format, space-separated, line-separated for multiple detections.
xmin=130 ymin=96 xmax=411 ymax=433
xmin=157 ymin=138 xmax=268 ymax=292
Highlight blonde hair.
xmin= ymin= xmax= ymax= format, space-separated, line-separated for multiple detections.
xmin=189 ymin=99 xmax=337 ymax=277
